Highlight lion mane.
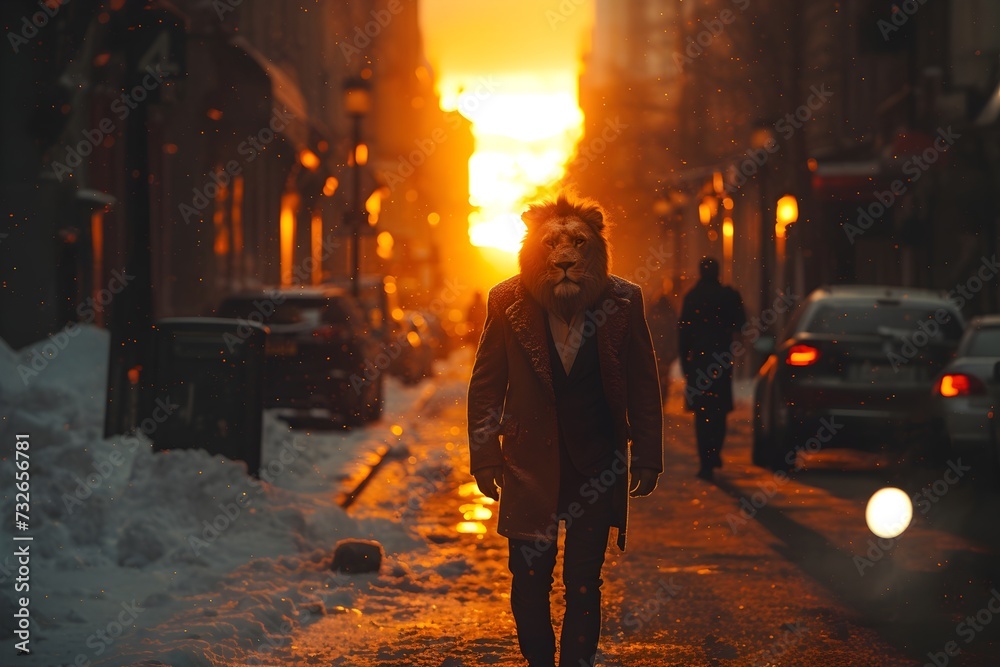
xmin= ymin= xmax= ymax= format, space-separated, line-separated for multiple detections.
xmin=518 ymin=193 xmax=610 ymax=322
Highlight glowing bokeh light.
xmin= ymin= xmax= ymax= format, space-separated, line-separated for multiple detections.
xmin=462 ymin=505 xmax=493 ymax=521
xmin=420 ymin=1 xmax=594 ymax=268
xmin=456 ymin=521 xmax=487 ymax=535
xmin=441 ymin=88 xmax=583 ymax=254
xmin=457 ymin=481 xmax=485 ymax=498
xmin=865 ymin=487 xmax=913 ymax=539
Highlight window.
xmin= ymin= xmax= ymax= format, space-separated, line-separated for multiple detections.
xmin=805 ymin=303 xmax=962 ymax=341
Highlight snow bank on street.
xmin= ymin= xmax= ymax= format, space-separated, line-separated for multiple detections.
xmin=0 ymin=326 xmax=439 ymax=666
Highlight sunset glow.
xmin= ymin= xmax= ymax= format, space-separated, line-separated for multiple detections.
xmin=421 ymin=1 xmax=594 ymax=257
xmin=439 ymin=83 xmax=584 ymax=253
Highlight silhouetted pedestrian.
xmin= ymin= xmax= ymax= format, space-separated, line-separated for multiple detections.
xmin=678 ymin=257 xmax=746 ymax=481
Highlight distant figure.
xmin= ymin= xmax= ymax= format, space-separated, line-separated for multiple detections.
xmin=468 ymin=194 xmax=662 ymax=667
xmin=678 ymin=257 xmax=746 ymax=481
xmin=645 ymin=282 xmax=679 ymax=406
xmin=465 ymin=290 xmax=485 ymax=344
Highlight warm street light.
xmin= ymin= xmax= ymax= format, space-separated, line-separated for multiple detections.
xmin=376 ymin=230 xmax=394 ymax=260
xmin=712 ymin=171 xmax=724 ymax=195
xmin=298 ymin=148 xmax=320 ymax=171
xmin=322 ymin=176 xmax=339 ymax=197
xmin=698 ymin=197 xmax=714 ymax=225
xmin=722 ymin=217 xmax=734 ymax=283
xmin=365 ymin=185 xmax=390 ymax=226
xmin=354 ymin=142 xmax=369 ymax=166
xmin=774 ymin=194 xmax=798 ymax=309
xmin=775 ymin=194 xmax=798 ymax=238
xmin=343 ymin=75 xmax=372 ymax=298
xmin=343 ymin=76 xmax=373 ymax=116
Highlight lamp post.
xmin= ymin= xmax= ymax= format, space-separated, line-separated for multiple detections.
xmin=750 ymin=121 xmax=776 ymax=325
xmin=774 ymin=194 xmax=798 ymax=303
xmin=343 ymin=76 xmax=371 ymax=298
xmin=722 ymin=195 xmax=734 ymax=283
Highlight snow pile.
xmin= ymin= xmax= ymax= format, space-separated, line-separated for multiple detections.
xmin=0 ymin=325 xmax=431 ymax=666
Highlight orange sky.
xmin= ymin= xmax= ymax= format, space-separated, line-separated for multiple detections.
xmin=419 ymin=0 xmax=595 ymax=264
xmin=419 ymin=0 xmax=593 ymax=91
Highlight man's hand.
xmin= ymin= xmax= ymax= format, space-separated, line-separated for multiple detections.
xmin=473 ymin=466 xmax=503 ymax=501
xmin=629 ymin=467 xmax=659 ymax=497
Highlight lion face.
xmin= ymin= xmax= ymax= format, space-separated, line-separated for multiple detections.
xmin=518 ymin=195 xmax=610 ymax=320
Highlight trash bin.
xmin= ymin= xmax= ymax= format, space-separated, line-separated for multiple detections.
xmin=146 ymin=317 xmax=265 ymax=477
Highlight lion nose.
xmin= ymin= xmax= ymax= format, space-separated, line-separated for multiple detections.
xmin=555 ymin=260 xmax=575 ymax=271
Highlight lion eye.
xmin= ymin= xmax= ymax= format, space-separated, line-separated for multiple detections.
xmin=545 ymin=239 xmax=557 ymax=248
xmin=573 ymin=237 xmax=585 ymax=247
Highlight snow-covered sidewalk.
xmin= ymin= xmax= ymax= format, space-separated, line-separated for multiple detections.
xmin=0 ymin=326 xmax=461 ymax=666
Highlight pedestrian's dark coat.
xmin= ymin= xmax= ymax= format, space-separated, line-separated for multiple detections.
xmin=467 ymin=274 xmax=663 ymax=551
xmin=678 ymin=278 xmax=747 ymax=412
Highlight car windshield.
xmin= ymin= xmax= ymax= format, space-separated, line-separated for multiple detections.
xmin=965 ymin=327 xmax=1000 ymax=357
xmin=805 ymin=303 xmax=963 ymax=340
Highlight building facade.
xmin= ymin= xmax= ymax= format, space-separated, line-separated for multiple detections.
xmin=0 ymin=0 xmax=473 ymax=350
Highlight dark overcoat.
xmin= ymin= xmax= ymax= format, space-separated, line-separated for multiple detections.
xmin=467 ymin=274 xmax=663 ymax=551
xmin=678 ymin=278 xmax=747 ymax=412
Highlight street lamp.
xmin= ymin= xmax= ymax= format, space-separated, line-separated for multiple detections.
xmin=698 ymin=196 xmax=715 ymax=226
xmin=774 ymin=194 xmax=798 ymax=299
xmin=721 ymin=195 xmax=734 ymax=282
xmin=775 ymin=195 xmax=798 ymax=235
xmin=343 ymin=75 xmax=372 ymax=298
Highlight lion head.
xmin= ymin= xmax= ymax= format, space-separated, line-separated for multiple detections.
xmin=518 ymin=194 xmax=610 ymax=321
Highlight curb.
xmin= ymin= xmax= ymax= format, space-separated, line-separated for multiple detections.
xmin=337 ymin=381 xmax=439 ymax=510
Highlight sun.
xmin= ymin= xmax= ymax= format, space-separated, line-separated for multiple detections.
xmin=419 ymin=0 xmax=594 ymax=262
xmin=439 ymin=80 xmax=585 ymax=255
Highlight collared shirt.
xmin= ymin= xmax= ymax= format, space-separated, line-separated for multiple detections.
xmin=547 ymin=311 xmax=586 ymax=375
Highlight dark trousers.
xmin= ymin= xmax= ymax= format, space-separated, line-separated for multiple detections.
xmin=507 ymin=451 xmax=615 ymax=667
xmin=694 ymin=403 xmax=727 ymax=470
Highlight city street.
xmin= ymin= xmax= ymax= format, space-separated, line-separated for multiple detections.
xmin=282 ymin=355 xmax=1000 ymax=666
xmin=4 ymin=3 xmax=1000 ymax=664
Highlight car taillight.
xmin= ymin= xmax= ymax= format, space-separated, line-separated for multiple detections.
xmin=935 ymin=373 xmax=986 ymax=397
xmin=786 ymin=344 xmax=821 ymax=367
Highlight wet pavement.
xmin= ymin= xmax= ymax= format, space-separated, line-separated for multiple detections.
xmin=284 ymin=357 xmax=1000 ymax=666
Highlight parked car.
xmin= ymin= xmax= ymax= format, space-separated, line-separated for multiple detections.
xmin=932 ymin=315 xmax=1000 ymax=472
xmin=382 ymin=309 xmax=434 ymax=385
xmin=328 ymin=275 xmax=439 ymax=384
xmin=753 ymin=285 xmax=965 ymax=470
xmin=214 ymin=286 xmax=383 ymax=425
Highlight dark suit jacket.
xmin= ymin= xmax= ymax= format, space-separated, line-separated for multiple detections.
xmin=467 ymin=274 xmax=663 ymax=550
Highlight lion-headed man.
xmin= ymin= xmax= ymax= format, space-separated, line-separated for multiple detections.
xmin=467 ymin=193 xmax=663 ymax=667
